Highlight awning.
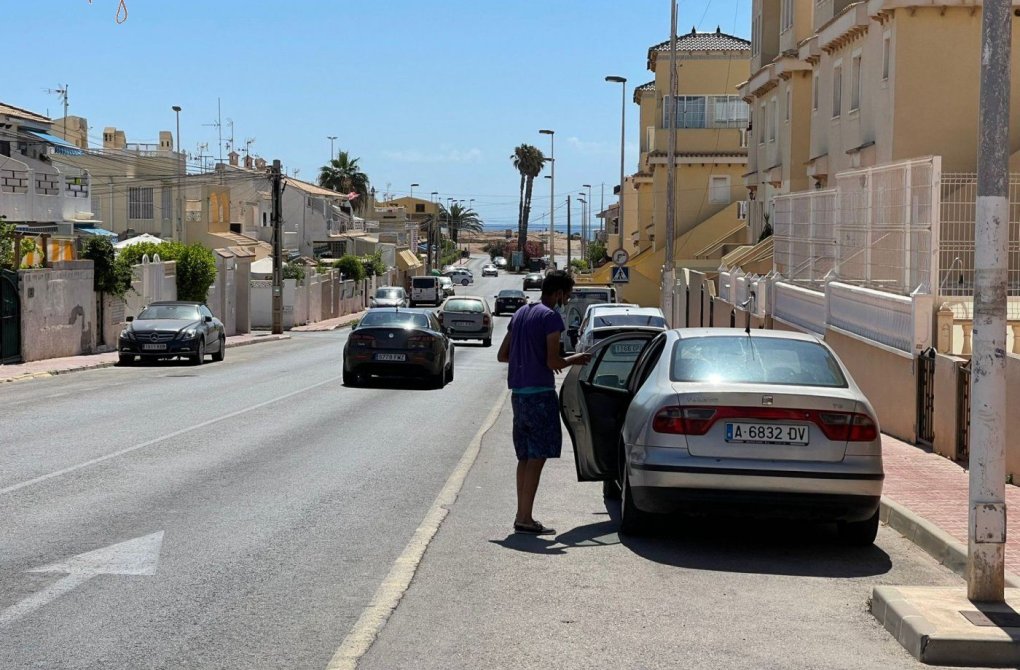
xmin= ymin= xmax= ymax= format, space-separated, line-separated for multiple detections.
xmin=77 ymin=225 xmax=117 ymax=237
xmin=24 ymin=130 xmax=84 ymax=156
xmin=397 ymin=249 xmax=422 ymax=270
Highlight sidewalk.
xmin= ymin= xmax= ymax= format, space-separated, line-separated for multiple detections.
xmin=880 ymin=434 xmax=1020 ymax=581
xmin=0 ymin=331 xmax=290 ymax=384
xmin=290 ymin=310 xmax=365 ymax=332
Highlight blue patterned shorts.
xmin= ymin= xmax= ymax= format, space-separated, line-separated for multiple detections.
xmin=511 ymin=390 xmax=562 ymax=461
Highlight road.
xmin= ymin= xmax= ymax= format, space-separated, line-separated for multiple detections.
xmin=0 ymin=255 xmax=985 ymax=669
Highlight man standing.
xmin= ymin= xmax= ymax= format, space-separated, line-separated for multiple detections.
xmin=497 ymin=270 xmax=591 ymax=534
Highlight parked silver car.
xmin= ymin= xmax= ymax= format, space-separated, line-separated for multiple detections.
xmin=559 ymin=329 xmax=883 ymax=543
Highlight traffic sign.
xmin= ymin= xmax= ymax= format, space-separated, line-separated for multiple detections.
xmin=611 ymin=265 xmax=630 ymax=284
xmin=612 ymin=248 xmax=629 ymax=265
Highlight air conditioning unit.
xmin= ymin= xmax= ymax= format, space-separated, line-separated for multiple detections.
xmin=737 ymin=201 xmax=749 ymax=220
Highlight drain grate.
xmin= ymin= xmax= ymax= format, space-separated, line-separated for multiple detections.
xmin=960 ymin=610 xmax=1020 ymax=628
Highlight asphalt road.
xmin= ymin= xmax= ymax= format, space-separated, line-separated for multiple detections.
xmin=0 ymin=257 xmax=987 ymax=669
xmin=0 ymin=256 xmax=514 ymax=669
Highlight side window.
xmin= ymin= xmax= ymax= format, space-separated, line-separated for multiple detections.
xmin=587 ymin=337 xmax=650 ymax=391
xmin=200 ymin=305 xmax=213 ymax=319
xmin=629 ymin=334 xmax=667 ymax=394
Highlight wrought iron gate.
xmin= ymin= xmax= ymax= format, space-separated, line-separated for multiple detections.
xmin=916 ymin=347 xmax=936 ymax=446
xmin=0 ymin=269 xmax=21 ymax=364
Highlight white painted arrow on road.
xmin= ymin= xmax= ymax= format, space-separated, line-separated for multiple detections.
xmin=0 ymin=531 xmax=164 ymax=627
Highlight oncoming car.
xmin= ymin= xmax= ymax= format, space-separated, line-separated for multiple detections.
xmin=342 ymin=308 xmax=454 ymax=388
xmin=522 ymin=272 xmax=544 ymax=291
xmin=118 ymin=301 xmax=225 ymax=366
xmin=370 ymin=286 xmax=408 ymax=308
xmin=559 ymin=329 xmax=883 ymax=544
xmin=482 ymin=264 xmax=499 ymax=277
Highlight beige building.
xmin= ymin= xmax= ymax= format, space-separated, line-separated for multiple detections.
xmin=591 ymin=29 xmax=751 ymax=307
xmin=741 ymin=0 xmax=1020 ymax=243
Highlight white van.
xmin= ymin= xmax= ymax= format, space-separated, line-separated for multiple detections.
xmin=410 ymin=276 xmax=443 ymax=307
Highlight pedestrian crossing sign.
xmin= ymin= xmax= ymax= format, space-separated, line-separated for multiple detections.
xmin=611 ymin=266 xmax=630 ymax=284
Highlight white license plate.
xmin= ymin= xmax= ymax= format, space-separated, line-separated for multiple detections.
xmin=374 ymin=353 xmax=406 ymax=362
xmin=142 ymin=343 xmax=167 ymax=351
xmin=725 ymin=422 xmax=809 ymax=445
xmin=454 ymin=321 xmax=475 ymax=327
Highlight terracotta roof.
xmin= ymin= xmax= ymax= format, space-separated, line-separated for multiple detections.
xmin=648 ymin=28 xmax=750 ymax=68
xmin=0 ymin=101 xmax=51 ymax=124
xmin=284 ymin=177 xmax=349 ymax=199
xmin=633 ymin=80 xmax=656 ymax=103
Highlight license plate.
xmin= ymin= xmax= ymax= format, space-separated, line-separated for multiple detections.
xmin=725 ymin=422 xmax=809 ymax=445
xmin=374 ymin=353 xmax=406 ymax=362
xmin=142 ymin=343 xmax=167 ymax=351
xmin=455 ymin=321 xmax=475 ymax=327
xmin=610 ymin=343 xmax=643 ymax=356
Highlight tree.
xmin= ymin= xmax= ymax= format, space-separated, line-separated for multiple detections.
xmin=333 ymin=254 xmax=365 ymax=282
xmin=438 ymin=203 xmax=483 ymax=243
xmin=174 ymin=244 xmax=218 ymax=302
xmin=81 ymin=237 xmax=131 ymax=297
xmin=484 ymin=239 xmax=509 ymax=261
xmin=511 ymin=144 xmax=546 ymax=266
xmin=0 ymin=217 xmax=37 ymax=269
xmin=361 ymin=251 xmax=385 ymax=278
xmin=318 ymin=151 xmax=371 ymax=214
xmin=586 ymin=240 xmax=608 ymax=268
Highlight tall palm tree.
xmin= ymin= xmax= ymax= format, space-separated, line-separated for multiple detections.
xmin=511 ymin=144 xmax=546 ymax=265
xmin=439 ymin=203 xmax=483 ymax=243
xmin=318 ymin=150 xmax=370 ymax=214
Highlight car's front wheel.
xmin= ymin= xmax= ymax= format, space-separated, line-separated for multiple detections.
xmin=837 ymin=509 xmax=879 ymax=546
xmin=119 ymin=354 xmax=135 ymax=366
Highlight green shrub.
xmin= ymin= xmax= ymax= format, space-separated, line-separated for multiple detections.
xmin=174 ymin=244 xmax=218 ymax=301
xmin=282 ymin=263 xmax=306 ymax=282
xmin=333 ymin=254 xmax=365 ymax=282
xmin=81 ymin=236 xmax=132 ymax=297
xmin=361 ymin=252 xmax=386 ymax=278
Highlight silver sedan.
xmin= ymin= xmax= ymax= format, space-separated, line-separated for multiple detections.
xmin=559 ymin=328 xmax=883 ymax=543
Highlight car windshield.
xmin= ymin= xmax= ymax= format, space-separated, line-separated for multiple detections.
xmin=137 ymin=305 xmax=201 ymax=321
xmin=358 ymin=311 xmax=430 ymax=329
xmin=444 ymin=299 xmax=484 ymax=313
xmin=593 ymin=314 xmax=666 ymax=329
xmin=375 ymin=288 xmax=404 ymax=299
xmin=670 ymin=336 xmax=848 ymax=387
xmin=498 ymin=290 xmax=525 ymax=298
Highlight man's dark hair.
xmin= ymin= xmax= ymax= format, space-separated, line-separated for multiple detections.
xmin=541 ymin=270 xmax=574 ymax=296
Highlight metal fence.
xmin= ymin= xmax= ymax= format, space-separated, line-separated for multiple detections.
xmin=772 ymin=189 xmax=836 ymax=288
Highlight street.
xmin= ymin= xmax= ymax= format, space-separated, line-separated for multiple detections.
xmin=0 ymin=259 xmax=988 ymax=669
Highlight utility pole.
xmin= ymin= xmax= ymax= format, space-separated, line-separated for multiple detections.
xmin=662 ymin=0 xmax=679 ymax=326
xmin=566 ymin=196 xmax=572 ymax=272
xmin=271 ymin=160 xmax=284 ymax=335
xmin=172 ymin=105 xmax=183 ymax=243
xmin=968 ymin=0 xmax=1011 ymax=603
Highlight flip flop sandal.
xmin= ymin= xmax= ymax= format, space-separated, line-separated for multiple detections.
xmin=513 ymin=521 xmax=555 ymax=535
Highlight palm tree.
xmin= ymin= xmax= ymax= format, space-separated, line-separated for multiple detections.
xmin=439 ymin=203 xmax=483 ymax=243
xmin=511 ymin=144 xmax=546 ymax=265
xmin=318 ymin=151 xmax=370 ymax=214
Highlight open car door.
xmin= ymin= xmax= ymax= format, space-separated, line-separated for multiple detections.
xmin=559 ymin=332 xmax=658 ymax=482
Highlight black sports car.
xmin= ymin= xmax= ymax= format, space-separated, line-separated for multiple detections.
xmin=342 ymin=308 xmax=454 ymax=388
xmin=118 ymin=301 xmax=225 ymax=365
xmin=493 ymin=289 xmax=529 ymax=316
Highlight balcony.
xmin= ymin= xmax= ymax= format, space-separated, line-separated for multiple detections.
xmin=817 ymin=1 xmax=867 ymax=48
xmin=0 ymin=156 xmax=91 ymax=224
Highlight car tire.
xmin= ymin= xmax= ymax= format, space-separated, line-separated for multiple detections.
xmin=342 ymin=369 xmax=357 ymax=387
xmin=620 ymin=465 xmax=651 ymax=536
xmin=603 ymin=478 xmax=622 ymax=500
xmin=461 ymin=278 xmax=470 ymax=286
xmin=191 ymin=340 xmax=205 ymax=366
xmin=837 ymin=509 xmax=880 ymax=546
xmin=118 ymin=354 xmax=135 ymax=366
xmin=212 ymin=335 xmax=226 ymax=362
xmin=483 ymin=337 xmax=492 ymax=347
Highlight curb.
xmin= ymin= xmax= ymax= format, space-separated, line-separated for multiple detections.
xmin=880 ymin=497 xmax=1020 ymax=587
xmin=0 ymin=334 xmax=292 ymax=384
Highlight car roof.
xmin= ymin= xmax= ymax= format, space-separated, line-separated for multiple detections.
xmin=445 ymin=295 xmax=485 ymax=302
xmin=147 ymin=301 xmax=203 ymax=306
xmin=589 ymin=305 xmax=664 ymax=317
xmin=673 ymin=327 xmax=823 ymax=343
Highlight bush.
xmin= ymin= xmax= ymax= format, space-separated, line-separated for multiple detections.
xmin=485 ymin=239 xmax=509 ymax=260
xmin=115 ymin=240 xmax=184 ymax=267
xmin=570 ymin=258 xmax=589 ymax=272
xmin=175 ymin=244 xmax=218 ymax=301
xmin=586 ymin=240 xmax=607 ymax=267
xmin=361 ymin=252 xmax=386 ymax=278
xmin=81 ymin=236 xmax=131 ymax=297
xmin=0 ymin=217 xmax=37 ymax=269
xmin=282 ymin=263 xmax=306 ymax=282
xmin=333 ymin=254 xmax=365 ymax=282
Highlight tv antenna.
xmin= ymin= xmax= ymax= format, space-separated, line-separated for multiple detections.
xmin=44 ymin=85 xmax=70 ymax=137
xmin=243 ymin=138 xmax=256 ymax=156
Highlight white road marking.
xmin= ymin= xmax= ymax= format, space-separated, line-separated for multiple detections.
xmin=325 ymin=388 xmax=509 ymax=670
xmin=0 ymin=376 xmax=340 ymax=496
xmin=0 ymin=532 xmax=164 ymax=627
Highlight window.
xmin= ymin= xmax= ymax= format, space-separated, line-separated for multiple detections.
xmin=832 ymin=63 xmax=843 ymax=117
xmin=769 ymin=97 xmax=777 ymax=141
xmin=850 ymin=54 xmax=862 ymax=111
xmin=709 ymin=176 xmax=731 ymax=205
xmin=128 ymin=187 xmax=154 ymax=220
xmin=161 ymin=186 xmax=172 ymax=221
xmin=415 ymin=203 xmax=425 ymax=213
xmin=882 ymin=33 xmax=891 ymax=80
xmin=710 ymin=96 xmax=749 ymax=128
xmin=645 ymin=126 xmax=655 ymax=152
xmin=812 ymin=72 xmax=819 ymax=111
xmin=262 ymin=211 xmax=268 ymax=227
xmin=759 ymin=103 xmax=766 ymax=145
xmin=670 ymin=336 xmax=848 ymax=387
xmin=663 ymin=96 xmax=708 ymax=129
xmin=785 ymin=88 xmax=791 ymax=122
xmin=781 ymin=0 xmax=794 ymax=32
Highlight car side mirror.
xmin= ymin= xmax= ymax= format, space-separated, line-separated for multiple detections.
xmin=205 ymin=315 xmax=213 ymax=323
xmin=126 ymin=315 xmax=134 ymax=322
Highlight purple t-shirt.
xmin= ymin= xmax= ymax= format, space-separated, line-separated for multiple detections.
xmin=507 ymin=302 xmax=564 ymax=389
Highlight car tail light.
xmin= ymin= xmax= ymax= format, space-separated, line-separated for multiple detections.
xmin=652 ymin=406 xmax=716 ymax=435
xmin=407 ymin=335 xmax=432 ymax=350
xmin=818 ymin=412 xmax=878 ymax=441
xmin=483 ymin=315 xmax=491 ymax=326
xmin=350 ymin=333 xmax=375 ymax=348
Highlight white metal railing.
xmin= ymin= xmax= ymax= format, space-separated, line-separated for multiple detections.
xmin=772 ymin=281 xmax=826 ymax=335
xmin=772 ymin=188 xmax=837 ymax=285
xmin=825 ymin=281 xmax=933 ymax=354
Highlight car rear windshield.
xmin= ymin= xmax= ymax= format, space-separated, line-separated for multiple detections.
xmin=138 ymin=305 xmax=201 ymax=321
xmin=572 ymin=289 xmax=613 ymax=302
xmin=594 ymin=314 xmax=666 ymax=329
xmin=359 ymin=311 xmax=430 ymax=329
xmin=412 ymin=278 xmax=437 ymax=288
xmin=670 ymin=336 xmax=848 ymax=387
xmin=444 ymin=299 xmax=484 ymax=313
xmin=375 ymin=288 xmax=404 ymax=299
xmin=498 ymin=290 xmax=525 ymax=298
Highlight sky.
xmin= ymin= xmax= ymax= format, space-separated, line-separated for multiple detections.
xmin=5 ymin=0 xmax=751 ymax=231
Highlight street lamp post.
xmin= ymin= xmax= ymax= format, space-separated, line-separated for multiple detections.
xmin=539 ymin=129 xmax=555 ymax=269
xmin=429 ymin=192 xmax=439 ymax=272
xmin=582 ymin=183 xmax=592 ymax=263
xmin=327 ymin=135 xmax=337 ymax=162
xmin=578 ymin=196 xmax=587 ymax=270
xmin=605 ymin=76 xmax=627 ymax=256
xmin=172 ymin=105 xmax=183 ymax=242
xmin=410 ymin=183 xmax=419 ymax=201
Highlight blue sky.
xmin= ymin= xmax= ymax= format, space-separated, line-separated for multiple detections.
xmin=6 ymin=0 xmax=750 ymax=229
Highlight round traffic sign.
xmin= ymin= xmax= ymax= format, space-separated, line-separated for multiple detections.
xmin=612 ymin=248 xmax=629 ymax=266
